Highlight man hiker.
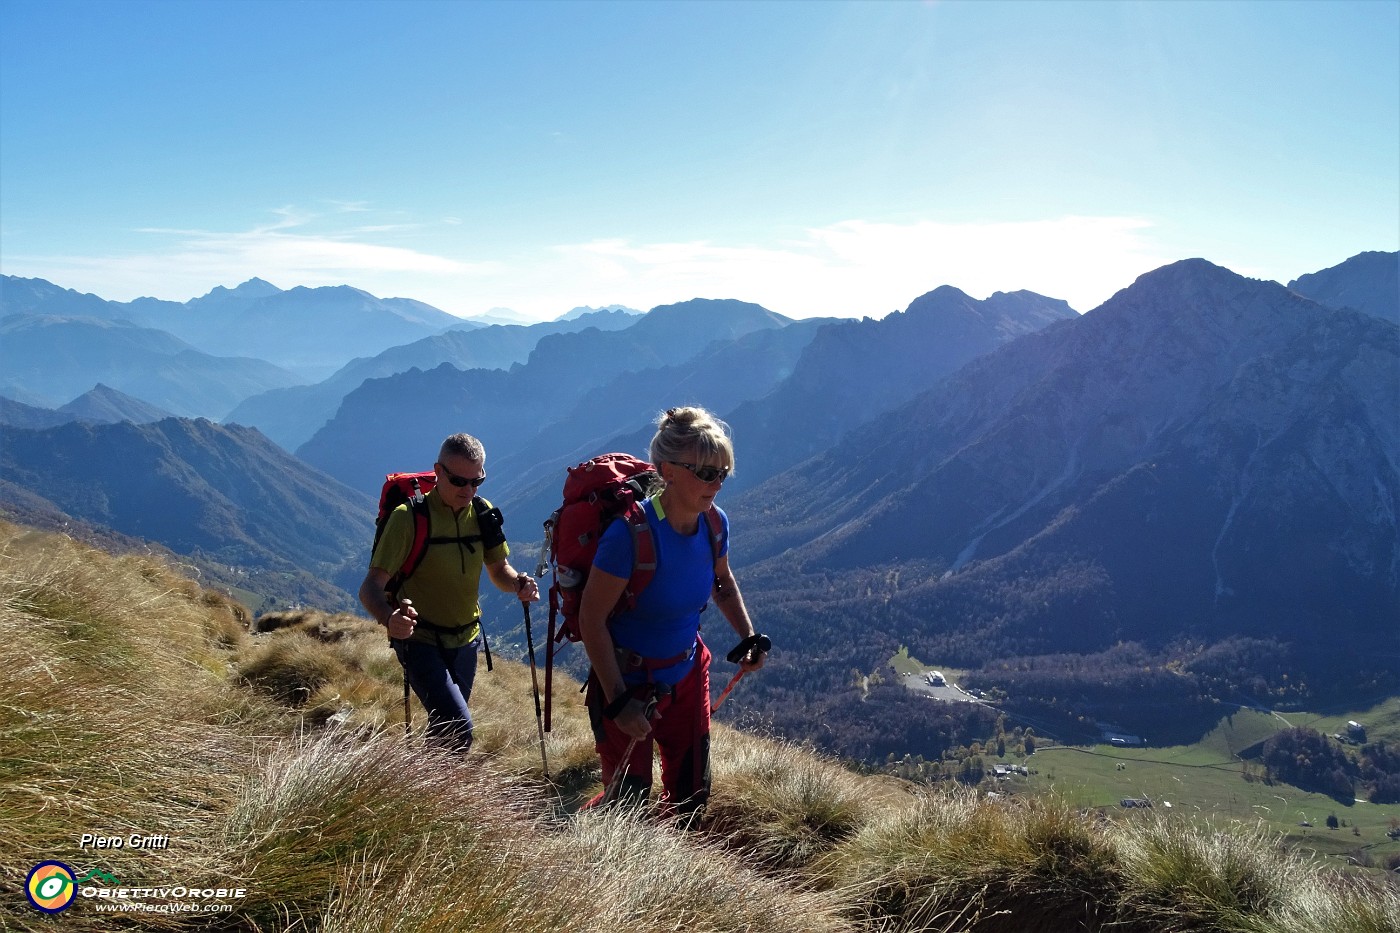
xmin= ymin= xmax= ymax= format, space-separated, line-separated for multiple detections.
xmin=360 ymin=432 xmax=540 ymax=751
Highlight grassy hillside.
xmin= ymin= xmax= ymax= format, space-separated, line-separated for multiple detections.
xmin=2 ymin=519 xmax=1397 ymax=932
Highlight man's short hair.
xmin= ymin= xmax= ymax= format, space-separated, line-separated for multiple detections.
xmin=440 ymin=433 xmax=485 ymax=462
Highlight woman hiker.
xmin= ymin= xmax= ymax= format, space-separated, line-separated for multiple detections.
xmin=578 ymin=406 xmax=768 ymax=821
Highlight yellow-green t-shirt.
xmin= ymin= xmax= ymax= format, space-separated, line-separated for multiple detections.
xmin=370 ymin=488 xmax=509 ymax=648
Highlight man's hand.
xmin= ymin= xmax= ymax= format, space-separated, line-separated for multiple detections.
xmin=515 ymin=572 xmax=540 ymax=603
xmin=387 ymin=598 xmax=418 ymax=640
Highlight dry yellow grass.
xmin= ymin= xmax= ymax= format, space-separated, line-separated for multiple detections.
xmin=3 ymin=519 xmax=1397 ymax=933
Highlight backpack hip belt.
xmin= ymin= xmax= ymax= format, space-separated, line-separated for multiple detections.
xmin=615 ymin=642 xmax=695 ymax=673
xmin=415 ymin=616 xmax=478 ymax=637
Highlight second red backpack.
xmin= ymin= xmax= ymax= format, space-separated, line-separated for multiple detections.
xmin=538 ymin=453 xmax=724 ymax=730
xmin=540 ymin=454 xmax=656 ymax=729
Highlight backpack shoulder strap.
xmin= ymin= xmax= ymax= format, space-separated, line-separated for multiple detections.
xmin=620 ymin=500 xmax=656 ymax=609
xmin=473 ymin=496 xmax=507 ymax=551
xmin=388 ymin=495 xmax=432 ymax=597
xmin=702 ymin=505 xmax=725 ymax=562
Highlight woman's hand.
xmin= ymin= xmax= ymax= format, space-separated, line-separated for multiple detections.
xmin=739 ymin=647 xmax=767 ymax=673
xmin=614 ymin=697 xmax=656 ymax=741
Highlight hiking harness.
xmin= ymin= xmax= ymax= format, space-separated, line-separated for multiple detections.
xmin=597 ymin=632 xmax=770 ymax=805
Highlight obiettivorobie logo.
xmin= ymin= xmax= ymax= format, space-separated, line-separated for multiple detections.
xmin=25 ymin=861 xmax=250 ymax=917
xmin=25 ymin=863 xmax=123 ymax=913
xmin=26 ymin=861 xmax=78 ymax=913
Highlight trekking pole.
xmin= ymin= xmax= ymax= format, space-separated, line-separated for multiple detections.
xmin=536 ymin=520 xmax=556 ymax=732
xmin=522 ymin=599 xmax=550 ymax=778
xmin=710 ymin=633 xmax=771 ymax=714
xmin=391 ymin=597 xmax=415 ymax=736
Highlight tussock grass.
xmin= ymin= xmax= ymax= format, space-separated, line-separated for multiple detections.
xmin=561 ymin=807 xmax=860 ymax=932
xmin=1113 ymin=816 xmax=1400 ymax=933
xmin=215 ymin=732 xmax=544 ymax=929
xmin=0 ymin=521 xmax=265 ymax=930
xmin=236 ymin=611 xmax=408 ymax=731
xmin=820 ymin=788 xmax=1126 ymax=932
xmin=706 ymin=730 xmax=896 ymax=871
xmin=4 ymin=518 xmax=1398 ymax=933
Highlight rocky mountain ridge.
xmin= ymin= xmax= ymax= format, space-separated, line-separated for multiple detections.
xmin=0 ymin=313 xmax=303 ymax=417
xmin=732 ymin=259 xmax=1398 ymax=686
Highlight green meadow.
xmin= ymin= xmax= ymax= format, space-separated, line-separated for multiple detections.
xmin=1025 ymin=704 xmax=1400 ymax=870
xmin=895 ymin=651 xmax=1400 ymax=872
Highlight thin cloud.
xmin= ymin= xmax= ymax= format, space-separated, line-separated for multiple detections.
xmin=547 ymin=216 xmax=1170 ymax=317
xmin=9 ymin=212 xmax=1173 ymax=318
xmin=13 ymin=210 xmax=496 ymax=303
xmin=803 ymin=216 xmax=1171 ymax=312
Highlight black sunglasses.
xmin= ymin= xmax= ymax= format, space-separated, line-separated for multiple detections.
xmin=670 ymin=461 xmax=730 ymax=484
xmin=436 ymin=462 xmax=486 ymax=488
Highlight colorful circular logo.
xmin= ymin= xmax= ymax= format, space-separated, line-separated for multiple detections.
xmin=26 ymin=861 xmax=77 ymax=913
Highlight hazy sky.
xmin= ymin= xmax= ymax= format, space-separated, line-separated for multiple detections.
xmin=2 ymin=0 xmax=1396 ymax=321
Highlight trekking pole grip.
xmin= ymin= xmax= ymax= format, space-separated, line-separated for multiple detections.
xmin=725 ymin=633 xmax=771 ymax=665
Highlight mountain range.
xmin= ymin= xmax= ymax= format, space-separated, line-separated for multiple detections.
xmin=725 ymin=257 xmax=1398 ymax=747
xmin=0 ymin=385 xmax=173 ymax=429
xmin=0 ymin=418 xmax=372 ymax=611
xmin=1288 ymin=250 xmax=1399 ymax=326
xmin=294 ymin=297 xmax=805 ymax=495
xmin=0 ymin=251 xmax=1395 ymax=757
xmin=0 ymin=275 xmax=466 ymax=380
xmin=719 ymin=286 xmax=1079 ymax=495
xmin=223 ymin=307 xmax=640 ymax=451
xmin=0 ymin=314 xmax=304 ymax=417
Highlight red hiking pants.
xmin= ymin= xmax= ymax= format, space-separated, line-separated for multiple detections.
xmin=585 ymin=638 xmax=712 ymax=817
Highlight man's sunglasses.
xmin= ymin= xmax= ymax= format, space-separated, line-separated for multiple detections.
xmin=670 ymin=461 xmax=730 ymax=484
xmin=436 ymin=462 xmax=487 ymax=488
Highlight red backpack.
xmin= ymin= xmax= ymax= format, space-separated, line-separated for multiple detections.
xmin=374 ymin=471 xmax=504 ymax=600
xmin=539 ymin=453 xmax=722 ymax=730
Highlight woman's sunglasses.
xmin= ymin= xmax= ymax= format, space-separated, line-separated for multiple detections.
xmin=670 ymin=461 xmax=730 ymax=484
xmin=436 ymin=462 xmax=487 ymax=488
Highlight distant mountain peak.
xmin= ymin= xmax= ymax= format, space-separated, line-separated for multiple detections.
xmin=924 ymin=284 xmax=974 ymax=301
xmin=556 ymin=304 xmax=641 ymax=322
xmin=464 ymin=307 xmax=535 ymax=326
xmin=1288 ymin=250 xmax=1399 ymax=325
xmin=200 ymin=278 xmax=282 ymax=300
xmin=58 ymin=383 xmax=176 ymax=424
xmin=1134 ymin=256 xmax=1238 ymax=288
xmin=1091 ymin=258 xmax=1292 ymax=328
xmin=644 ymin=297 xmax=789 ymax=321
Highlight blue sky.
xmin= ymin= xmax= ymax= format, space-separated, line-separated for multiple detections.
xmin=2 ymin=0 xmax=1396 ymax=321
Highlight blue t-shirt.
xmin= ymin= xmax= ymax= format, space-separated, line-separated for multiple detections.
xmin=594 ymin=495 xmax=729 ymax=686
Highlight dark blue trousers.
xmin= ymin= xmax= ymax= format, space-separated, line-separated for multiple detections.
xmin=395 ymin=636 xmax=479 ymax=751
